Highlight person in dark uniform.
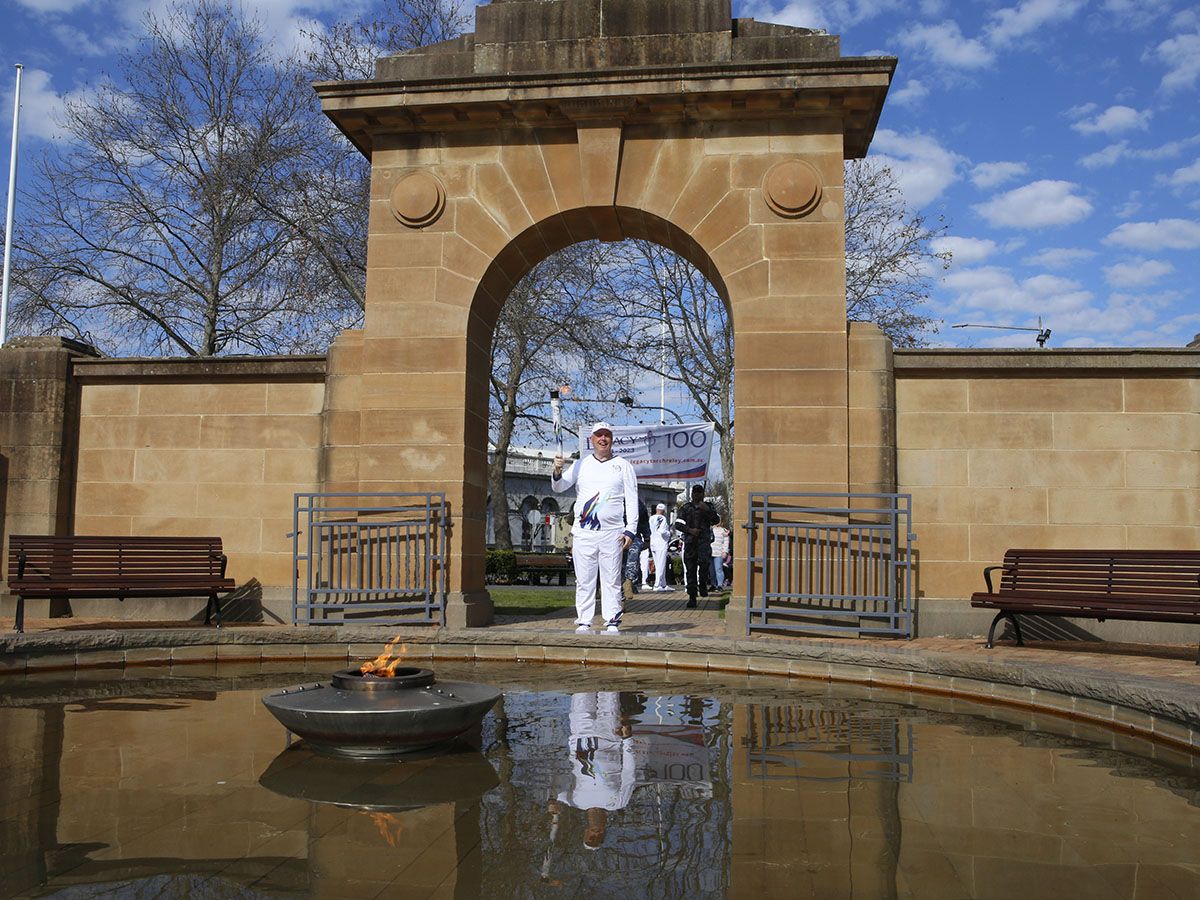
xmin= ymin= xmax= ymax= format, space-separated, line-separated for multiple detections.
xmin=676 ymin=484 xmax=719 ymax=608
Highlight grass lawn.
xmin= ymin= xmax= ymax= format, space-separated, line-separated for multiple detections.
xmin=489 ymin=586 xmax=576 ymax=616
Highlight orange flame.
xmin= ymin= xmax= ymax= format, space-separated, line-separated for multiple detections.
xmin=368 ymin=812 xmax=405 ymax=847
xmin=359 ymin=635 xmax=408 ymax=677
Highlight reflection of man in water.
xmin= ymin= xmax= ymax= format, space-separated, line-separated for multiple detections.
xmin=553 ymin=692 xmax=636 ymax=849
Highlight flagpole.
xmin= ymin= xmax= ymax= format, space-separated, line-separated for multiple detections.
xmin=0 ymin=63 xmax=23 ymax=346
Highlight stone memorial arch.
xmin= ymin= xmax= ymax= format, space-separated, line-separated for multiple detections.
xmin=315 ymin=0 xmax=896 ymax=630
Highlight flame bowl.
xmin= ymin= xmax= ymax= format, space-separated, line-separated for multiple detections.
xmin=262 ymin=669 xmax=501 ymax=758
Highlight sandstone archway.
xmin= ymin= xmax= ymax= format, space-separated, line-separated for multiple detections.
xmin=316 ymin=0 xmax=895 ymax=631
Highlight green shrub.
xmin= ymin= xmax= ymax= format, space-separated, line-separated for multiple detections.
xmin=486 ymin=549 xmax=518 ymax=584
xmin=670 ymin=555 xmax=683 ymax=583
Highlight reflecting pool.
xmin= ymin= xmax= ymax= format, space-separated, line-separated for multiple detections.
xmin=1 ymin=661 xmax=1198 ymax=898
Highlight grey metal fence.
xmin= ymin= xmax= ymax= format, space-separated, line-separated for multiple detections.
xmin=744 ymin=492 xmax=916 ymax=638
xmin=291 ymin=492 xmax=448 ymax=626
xmin=744 ymin=704 xmax=915 ymax=783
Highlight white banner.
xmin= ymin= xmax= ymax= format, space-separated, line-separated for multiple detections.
xmin=578 ymin=422 xmax=715 ymax=482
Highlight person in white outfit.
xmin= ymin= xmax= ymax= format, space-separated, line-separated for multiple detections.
xmin=550 ymin=691 xmax=637 ymax=851
xmin=710 ymin=519 xmax=729 ymax=590
xmin=553 ymin=422 xmax=639 ymax=634
xmin=648 ymin=503 xmax=672 ymax=590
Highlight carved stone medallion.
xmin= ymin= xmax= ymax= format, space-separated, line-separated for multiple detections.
xmin=390 ymin=172 xmax=446 ymax=228
xmin=762 ymin=160 xmax=823 ymax=219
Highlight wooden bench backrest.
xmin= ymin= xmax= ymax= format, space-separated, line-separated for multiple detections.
xmin=1001 ymin=549 xmax=1200 ymax=601
xmin=8 ymin=535 xmax=226 ymax=583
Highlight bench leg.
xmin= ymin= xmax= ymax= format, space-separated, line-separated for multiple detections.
xmin=1011 ymin=613 xmax=1024 ymax=647
xmin=985 ymin=612 xmax=1024 ymax=649
xmin=204 ymin=593 xmax=223 ymax=628
xmin=14 ymin=595 xmax=24 ymax=634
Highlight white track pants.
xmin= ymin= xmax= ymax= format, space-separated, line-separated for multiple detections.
xmin=639 ymin=547 xmax=651 ymax=586
xmin=650 ymin=542 xmax=668 ymax=589
xmin=573 ymin=529 xmax=625 ymax=627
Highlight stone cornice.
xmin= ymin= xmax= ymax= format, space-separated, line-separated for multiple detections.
xmin=894 ymin=348 xmax=1200 ymax=373
xmin=316 ymin=55 xmax=896 ymax=159
xmin=71 ymin=355 xmax=327 ymax=382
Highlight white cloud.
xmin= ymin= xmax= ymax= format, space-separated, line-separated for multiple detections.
xmin=987 ymin=0 xmax=1088 ymax=45
xmin=869 ymin=129 xmax=966 ymax=207
xmin=1155 ymin=32 xmax=1200 ymax=92
xmin=933 ymin=236 xmax=999 ymax=266
xmin=1103 ymin=259 xmax=1175 ymax=288
xmin=971 ymin=161 xmax=1028 ymax=188
xmin=739 ymin=1 xmax=899 ymax=31
xmin=1168 ymin=159 xmax=1200 ymax=187
xmin=1079 ymin=133 xmax=1200 ymax=169
xmin=890 ymin=79 xmax=928 ymax=106
xmin=974 ymin=180 xmax=1093 ymax=229
xmin=12 ymin=0 xmax=91 ymax=11
xmin=6 ymin=68 xmax=68 ymax=142
xmin=1080 ymin=141 xmax=1129 ymax=169
xmin=1105 ymin=219 xmax=1200 ymax=250
xmin=1022 ymin=247 xmax=1095 ymax=269
xmin=1103 ymin=0 xmax=1175 ymax=24
xmin=1070 ymin=104 xmax=1152 ymax=136
xmin=898 ymin=22 xmax=994 ymax=69
xmin=943 ymin=267 xmax=1094 ymax=324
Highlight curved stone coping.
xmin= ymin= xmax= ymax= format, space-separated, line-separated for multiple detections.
xmin=1 ymin=626 xmax=1196 ymax=752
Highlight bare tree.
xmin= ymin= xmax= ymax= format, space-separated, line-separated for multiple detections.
xmin=845 ymin=158 xmax=948 ymax=346
xmin=272 ymin=0 xmax=473 ymax=321
xmin=603 ymin=240 xmax=735 ymax=514
xmin=487 ymin=243 xmax=632 ymax=551
xmin=15 ymin=0 xmax=328 ymax=356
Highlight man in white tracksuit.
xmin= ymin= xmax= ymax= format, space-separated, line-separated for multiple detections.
xmin=553 ymin=421 xmax=640 ymax=634
xmin=648 ymin=502 xmax=672 ymax=591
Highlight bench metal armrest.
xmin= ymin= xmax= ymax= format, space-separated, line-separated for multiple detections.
xmin=213 ymin=552 xmax=228 ymax=579
xmin=982 ymin=565 xmax=1011 ymax=593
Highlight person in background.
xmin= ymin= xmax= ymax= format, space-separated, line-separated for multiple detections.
xmin=553 ymin=422 xmax=639 ymax=634
xmin=647 ymin=502 xmax=671 ymax=591
xmin=710 ymin=517 xmax=729 ymax=590
xmin=623 ymin=499 xmax=650 ymax=597
xmin=677 ymin=484 xmax=719 ymax=608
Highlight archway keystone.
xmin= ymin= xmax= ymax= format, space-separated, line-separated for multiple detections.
xmin=315 ymin=0 xmax=896 ymax=631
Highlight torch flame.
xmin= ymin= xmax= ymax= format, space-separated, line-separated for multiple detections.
xmin=359 ymin=635 xmax=408 ymax=677
xmin=369 ymin=812 xmax=405 ymax=847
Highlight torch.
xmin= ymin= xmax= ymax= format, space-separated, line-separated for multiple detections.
xmin=550 ymin=384 xmax=570 ymax=459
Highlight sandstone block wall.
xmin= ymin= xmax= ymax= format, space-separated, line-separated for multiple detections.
xmin=895 ymin=350 xmax=1200 ymax=602
xmin=70 ymin=358 xmax=327 ymax=593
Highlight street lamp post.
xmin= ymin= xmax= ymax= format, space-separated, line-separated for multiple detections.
xmin=618 ymin=395 xmax=685 ymax=424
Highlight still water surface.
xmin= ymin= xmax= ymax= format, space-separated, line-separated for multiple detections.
xmin=1 ymin=661 xmax=1198 ymax=899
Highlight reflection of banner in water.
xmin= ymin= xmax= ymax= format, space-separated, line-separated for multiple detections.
xmin=744 ymin=705 xmax=914 ymax=783
xmin=630 ymin=726 xmax=711 ymax=798
xmin=578 ymin=423 xmax=716 ymax=482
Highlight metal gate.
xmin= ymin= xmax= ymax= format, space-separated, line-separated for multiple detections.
xmin=744 ymin=492 xmax=915 ymax=638
xmin=744 ymin=704 xmax=915 ymax=783
xmin=291 ymin=492 xmax=448 ymax=626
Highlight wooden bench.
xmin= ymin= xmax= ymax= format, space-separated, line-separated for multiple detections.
xmin=7 ymin=535 xmax=236 ymax=633
xmin=970 ymin=549 xmax=1200 ymax=663
xmin=514 ymin=552 xmax=571 ymax=586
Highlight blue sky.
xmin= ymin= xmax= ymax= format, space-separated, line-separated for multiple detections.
xmin=2 ymin=0 xmax=1199 ymax=349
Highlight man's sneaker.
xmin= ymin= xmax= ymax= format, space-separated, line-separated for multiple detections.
xmin=575 ymin=625 xmax=591 ymax=634
xmin=641 ymin=584 xmax=652 ymax=591
xmin=604 ymin=624 xmax=620 ymax=635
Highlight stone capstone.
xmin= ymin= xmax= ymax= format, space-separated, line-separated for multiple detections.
xmin=375 ymin=0 xmax=840 ymax=80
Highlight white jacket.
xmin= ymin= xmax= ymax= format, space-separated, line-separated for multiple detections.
xmin=552 ymin=453 xmax=639 ymax=537
xmin=649 ymin=513 xmax=671 ymax=549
